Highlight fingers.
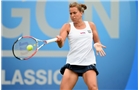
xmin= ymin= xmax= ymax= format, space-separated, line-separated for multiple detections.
xmin=94 ymin=43 xmax=106 ymax=48
xmin=56 ymin=35 xmax=62 ymax=42
xmin=100 ymin=50 xmax=106 ymax=56
xmin=96 ymin=50 xmax=106 ymax=56
xmin=94 ymin=43 xmax=106 ymax=56
xmin=100 ymin=44 xmax=106 ymax=48
xmin=101 ymin=45 xmax=106 ymax=48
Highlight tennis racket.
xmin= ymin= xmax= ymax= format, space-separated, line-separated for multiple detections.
xmin=12 ymin=36 xmax=57 ymax=60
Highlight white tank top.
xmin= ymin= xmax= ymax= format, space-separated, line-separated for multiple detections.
xmin=66 ymin=21 xmax=96 ymax=66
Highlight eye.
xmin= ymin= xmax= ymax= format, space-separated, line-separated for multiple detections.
xmin=70 ymin=13 xmax=72 ymax=15
xmin=73 ymin=12 xmax=77 ymax=14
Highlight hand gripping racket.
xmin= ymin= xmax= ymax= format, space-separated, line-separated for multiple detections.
xmin=12 ymin=36 xmax=57 ymax=60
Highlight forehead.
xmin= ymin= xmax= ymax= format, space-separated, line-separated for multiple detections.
xmin=69 ymin=7 xmax=78 ymax=12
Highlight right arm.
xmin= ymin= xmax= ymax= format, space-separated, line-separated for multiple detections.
xmin=89 ymin=21 xmax=106 ymax=56
xmin=56 ymin=23 xmax=70 ymax=48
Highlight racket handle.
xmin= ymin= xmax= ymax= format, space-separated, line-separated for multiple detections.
xmin=47 ymin=38 xmax=57 ymax=44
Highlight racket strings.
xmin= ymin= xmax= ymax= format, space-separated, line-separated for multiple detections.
xmin=13 ymin=37 xmax=37 ymax=60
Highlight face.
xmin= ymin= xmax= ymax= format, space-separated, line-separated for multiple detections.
xmin=69 ymin=7 xmax=83 ymax=23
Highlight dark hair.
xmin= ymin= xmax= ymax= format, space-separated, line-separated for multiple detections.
xmin=69 ymin=2 xmax=87 ymax=13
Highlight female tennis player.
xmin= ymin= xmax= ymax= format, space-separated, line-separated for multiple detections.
xmin=56 ymin=2 xmax=106 ymax=90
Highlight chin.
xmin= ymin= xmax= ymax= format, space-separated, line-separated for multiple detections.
xmin=72 ymin=20 xmax=77 ymax=23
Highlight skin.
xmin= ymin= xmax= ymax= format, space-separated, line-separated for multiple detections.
xmin=56 ymin=6 xmax=105 ymax=90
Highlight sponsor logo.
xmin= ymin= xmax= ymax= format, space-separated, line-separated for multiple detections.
xmin=87 ymin=30 xmax=91 ymax=33
xmin=80 ymin=32 xmax=86 ymax=34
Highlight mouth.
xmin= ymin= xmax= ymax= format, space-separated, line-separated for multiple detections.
xmin=72 ymin=17 xmax=76 ymax=20
xmin=71 ymin=19 xmax=76 ymax=22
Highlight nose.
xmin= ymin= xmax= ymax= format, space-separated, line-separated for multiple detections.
xmin=71 ymin=15 xmax=75 ymax=19
xmin=71 ymin=14 xmax=74 ymax=17
xmin=71 ymin=13 xmax=76 ymax=17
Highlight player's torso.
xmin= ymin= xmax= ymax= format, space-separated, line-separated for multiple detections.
xmin=66 ymin=21 xmax=96 ymax=65
xmin=68 ymin=21 xmax=93 ymax=49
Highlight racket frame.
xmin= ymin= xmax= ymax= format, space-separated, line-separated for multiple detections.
xmin=12 ymin=36 xmax=57 ymax=60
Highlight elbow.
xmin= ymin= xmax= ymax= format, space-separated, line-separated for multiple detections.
xmin=58 ymin=45 xmax=63 ymax=48
xmin=59 ymin=43 xmax=64 ymax=48
xmin=57 ymin=42 xmax=63 ymax=48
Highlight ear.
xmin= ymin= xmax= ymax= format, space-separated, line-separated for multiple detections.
xmin=80 ymin=12 xmax=83 ymax=16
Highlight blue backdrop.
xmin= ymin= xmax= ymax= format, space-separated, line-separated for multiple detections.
xmin=2 ymin=0 xmax=138 ymax=90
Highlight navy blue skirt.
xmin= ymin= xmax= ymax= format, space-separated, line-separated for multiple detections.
xmin=60 ymin=63 xmax=99 ymax=76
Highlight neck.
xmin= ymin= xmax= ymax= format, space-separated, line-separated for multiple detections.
xmin=74 ymin=20 xmax=84 ymax=27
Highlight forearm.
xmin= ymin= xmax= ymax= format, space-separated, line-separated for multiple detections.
xmin=56 ymin=35 xmax=65 ymax=48
xmin=56 ymin=23 xmax=69 ymax=48
xmin=57 ymin=40 xmax=64 ymax=48
xmin=93 ymin=36 xmax=101 ymax=44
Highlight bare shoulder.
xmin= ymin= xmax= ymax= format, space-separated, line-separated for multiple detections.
xmin=62 ymin=23 xmax=70 ymax=29
xmin=88 ymin=21 xmax=96 ymax=30
xmin=88 ymin=21 xmax=96 ymax=27
xmin=59 ymin=23 xmax=70 ymax=35
xmin=61 ymin=23 xmax=70 ymax=32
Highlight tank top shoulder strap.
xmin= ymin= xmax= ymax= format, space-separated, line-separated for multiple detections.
xmin=69 ymin=22 xmax=74 ymax=28
xmin=69 ymin=22 xmax=75 ymax=32
xmin=69 ymin=21 xmax=92 ymax=30
xmin=84 ymin=21 xmax=91 ymax=30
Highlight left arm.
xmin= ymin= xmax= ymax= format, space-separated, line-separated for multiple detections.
xmin=89 ymin=22 xmax=100 ymax=44
xmin=89 ymin=22 xmax=106 ymax=56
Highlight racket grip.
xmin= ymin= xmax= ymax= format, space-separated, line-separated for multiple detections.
xmin=47 ymin=38 xmax=58 ymax=44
